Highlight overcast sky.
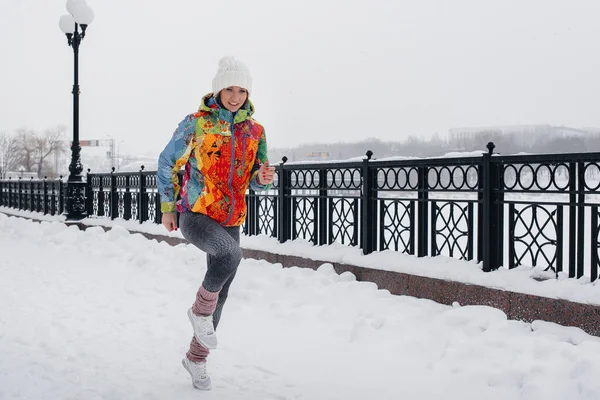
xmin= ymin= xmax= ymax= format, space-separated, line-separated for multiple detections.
xmin=1 ymin=0 xmax=599 ymax=156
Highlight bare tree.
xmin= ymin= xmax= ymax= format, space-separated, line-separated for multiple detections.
xmin=14 ymin=128 xmax=37 ymax=173
xmin=0 ymin=132 xmax=19 ymax=179
xmin=14 ymin=126 xmax=68 ymax=177
xmin=34 ymin=126 xmax=67 ymax=177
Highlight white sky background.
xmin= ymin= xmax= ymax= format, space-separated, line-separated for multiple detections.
xmin=0 ymin=0 xmax=599 ymax=157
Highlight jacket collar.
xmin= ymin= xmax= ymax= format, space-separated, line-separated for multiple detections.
xmin=199 ymin=93 xmax=254 ymax=124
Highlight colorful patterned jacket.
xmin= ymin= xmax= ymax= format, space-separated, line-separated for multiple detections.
xmin=157 ymin=94 xmax=271 ymax=226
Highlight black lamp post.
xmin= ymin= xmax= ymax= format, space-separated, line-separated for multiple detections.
xmin=59 ymin=0 xmax=94 ymax=220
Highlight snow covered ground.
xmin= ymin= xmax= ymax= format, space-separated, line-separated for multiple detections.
xmin=2 ymin=214 xmax=600 ymax=399
xmin=3 ymin=206 xmax=600 ymax=308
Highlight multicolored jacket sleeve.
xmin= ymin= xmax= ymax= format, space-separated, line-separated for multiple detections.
xmin=249 ymin=129 xmax=273 ymax=192
xmin=157 ymin=114 xmax=196 ymax=213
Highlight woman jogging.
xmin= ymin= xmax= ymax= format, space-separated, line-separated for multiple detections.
xmin=157 ymin=56 xmax=275 ymax=390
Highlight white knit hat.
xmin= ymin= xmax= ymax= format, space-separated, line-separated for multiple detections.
xmin=212 ymin=56 xmax=253 ymax=96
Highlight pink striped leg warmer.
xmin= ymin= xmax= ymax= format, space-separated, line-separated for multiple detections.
xmin=187 ymin=337 xmax=210 ymax=363
xmin=192 ymin=286 xmax=220 ymax=317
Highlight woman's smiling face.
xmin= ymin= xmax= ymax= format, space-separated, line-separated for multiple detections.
xmin=219 ymin=86 xmax=248 ymax=112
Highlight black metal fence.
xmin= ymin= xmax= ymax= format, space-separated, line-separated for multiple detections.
xmin=2 ymin=143 xmax=600 ymax=281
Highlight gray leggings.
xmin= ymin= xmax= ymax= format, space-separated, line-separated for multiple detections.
xmin=179 ymin=211 xmax=242 ymax=329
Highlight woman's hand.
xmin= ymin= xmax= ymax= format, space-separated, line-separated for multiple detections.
xmin=162 ymin=212 xmax=178 ymax=232
xmin=258 ymin=161 xmax=275 ymax=185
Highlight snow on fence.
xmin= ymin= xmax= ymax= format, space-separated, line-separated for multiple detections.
xmin=2 ymin=143 xmax=600 ymax=281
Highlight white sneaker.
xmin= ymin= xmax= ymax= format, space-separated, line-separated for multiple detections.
xmin=182 ymin=357 xmax=212 ymax=391
xmin=188 ymin=308 xmax=218 ymax=349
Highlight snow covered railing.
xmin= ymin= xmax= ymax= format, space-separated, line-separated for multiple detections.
xmin=3 ymin=143 xmax=600 ymax=282
xmin=0 ymin=176 xmax=65 ymax=216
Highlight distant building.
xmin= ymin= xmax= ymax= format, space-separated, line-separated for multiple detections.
xmin=449 ymin=125 xmax=597 ymax=149
xmin=449 ymin=125 xmax=546 ymax=137
xmin=583 ymin=126 xmax=600 ymax=135
xmin=4 ymin=171 xmax=39 ymax=180
xmin=304 ymin=151 xmax=330 ymax=160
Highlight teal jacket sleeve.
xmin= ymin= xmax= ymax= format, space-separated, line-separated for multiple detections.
xmin=157 ymin=114 xmax=195 ymax=213
xmin=249 ymin=128 xmax=272 ymax=192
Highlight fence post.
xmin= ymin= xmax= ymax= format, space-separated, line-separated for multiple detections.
xmin=278 ymin=156 xmax=290 ymax=243
xmin=85 ymin=169 xmax=93 ymax=217
xmin=567 ymin=162 xmax=577 ymax=278
xmin=109 ymin=168 xmax=117 ymax=220
xmin=97 ymin=174 xmax=105 ymax=217
xmin=254 ymin=189 xmax=260 ymax=235
xmin=0 ymin=179 xmax=3 ymax=207
xmin=361 ymin=151 xmax=376 ymax=254
xmin=50 ymin=180 xmax=56 ymax=216
xmin=481 ymin=144 xmax=492 ymax=271
xmin=318 ymin=168 xmax=327 ymax=245
xmin=13 ymin=178 xmax=17 ymax=208
xmin=481 ymin=142 xmax=501 ymax=272
xmin=139 ymin=166 xmax=147 ymax=223
xmin=33 ymin=179 xmax=38 ymax=212
xmin=43 ymin=177 xmax=48 ymax=215
xmin=58 ymin=176 xmax=64 ymax=214
xmin=154 ymin=189 xmax=162 ymax=224
xmin=18 ymin=177 xmax=23 ymax=210
xmin=9 ymin=178 xmax=13 ymax=208
xmin=250 ymin=189 xmax=259 ymax=236
xmin=123 ymin=174 xmax=132 ymax=220
xmin=28 ymin=177 xmax=34 ymax=211
xmin=272 ymin=167 xmax=279 ymax=239
xmin=576 ymin=161 xmax=585 ymax=278
xmin=417 ymin=166 xmax=429 ymax=257
xmin=244 ymin=190 xmax=253 ymax=236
